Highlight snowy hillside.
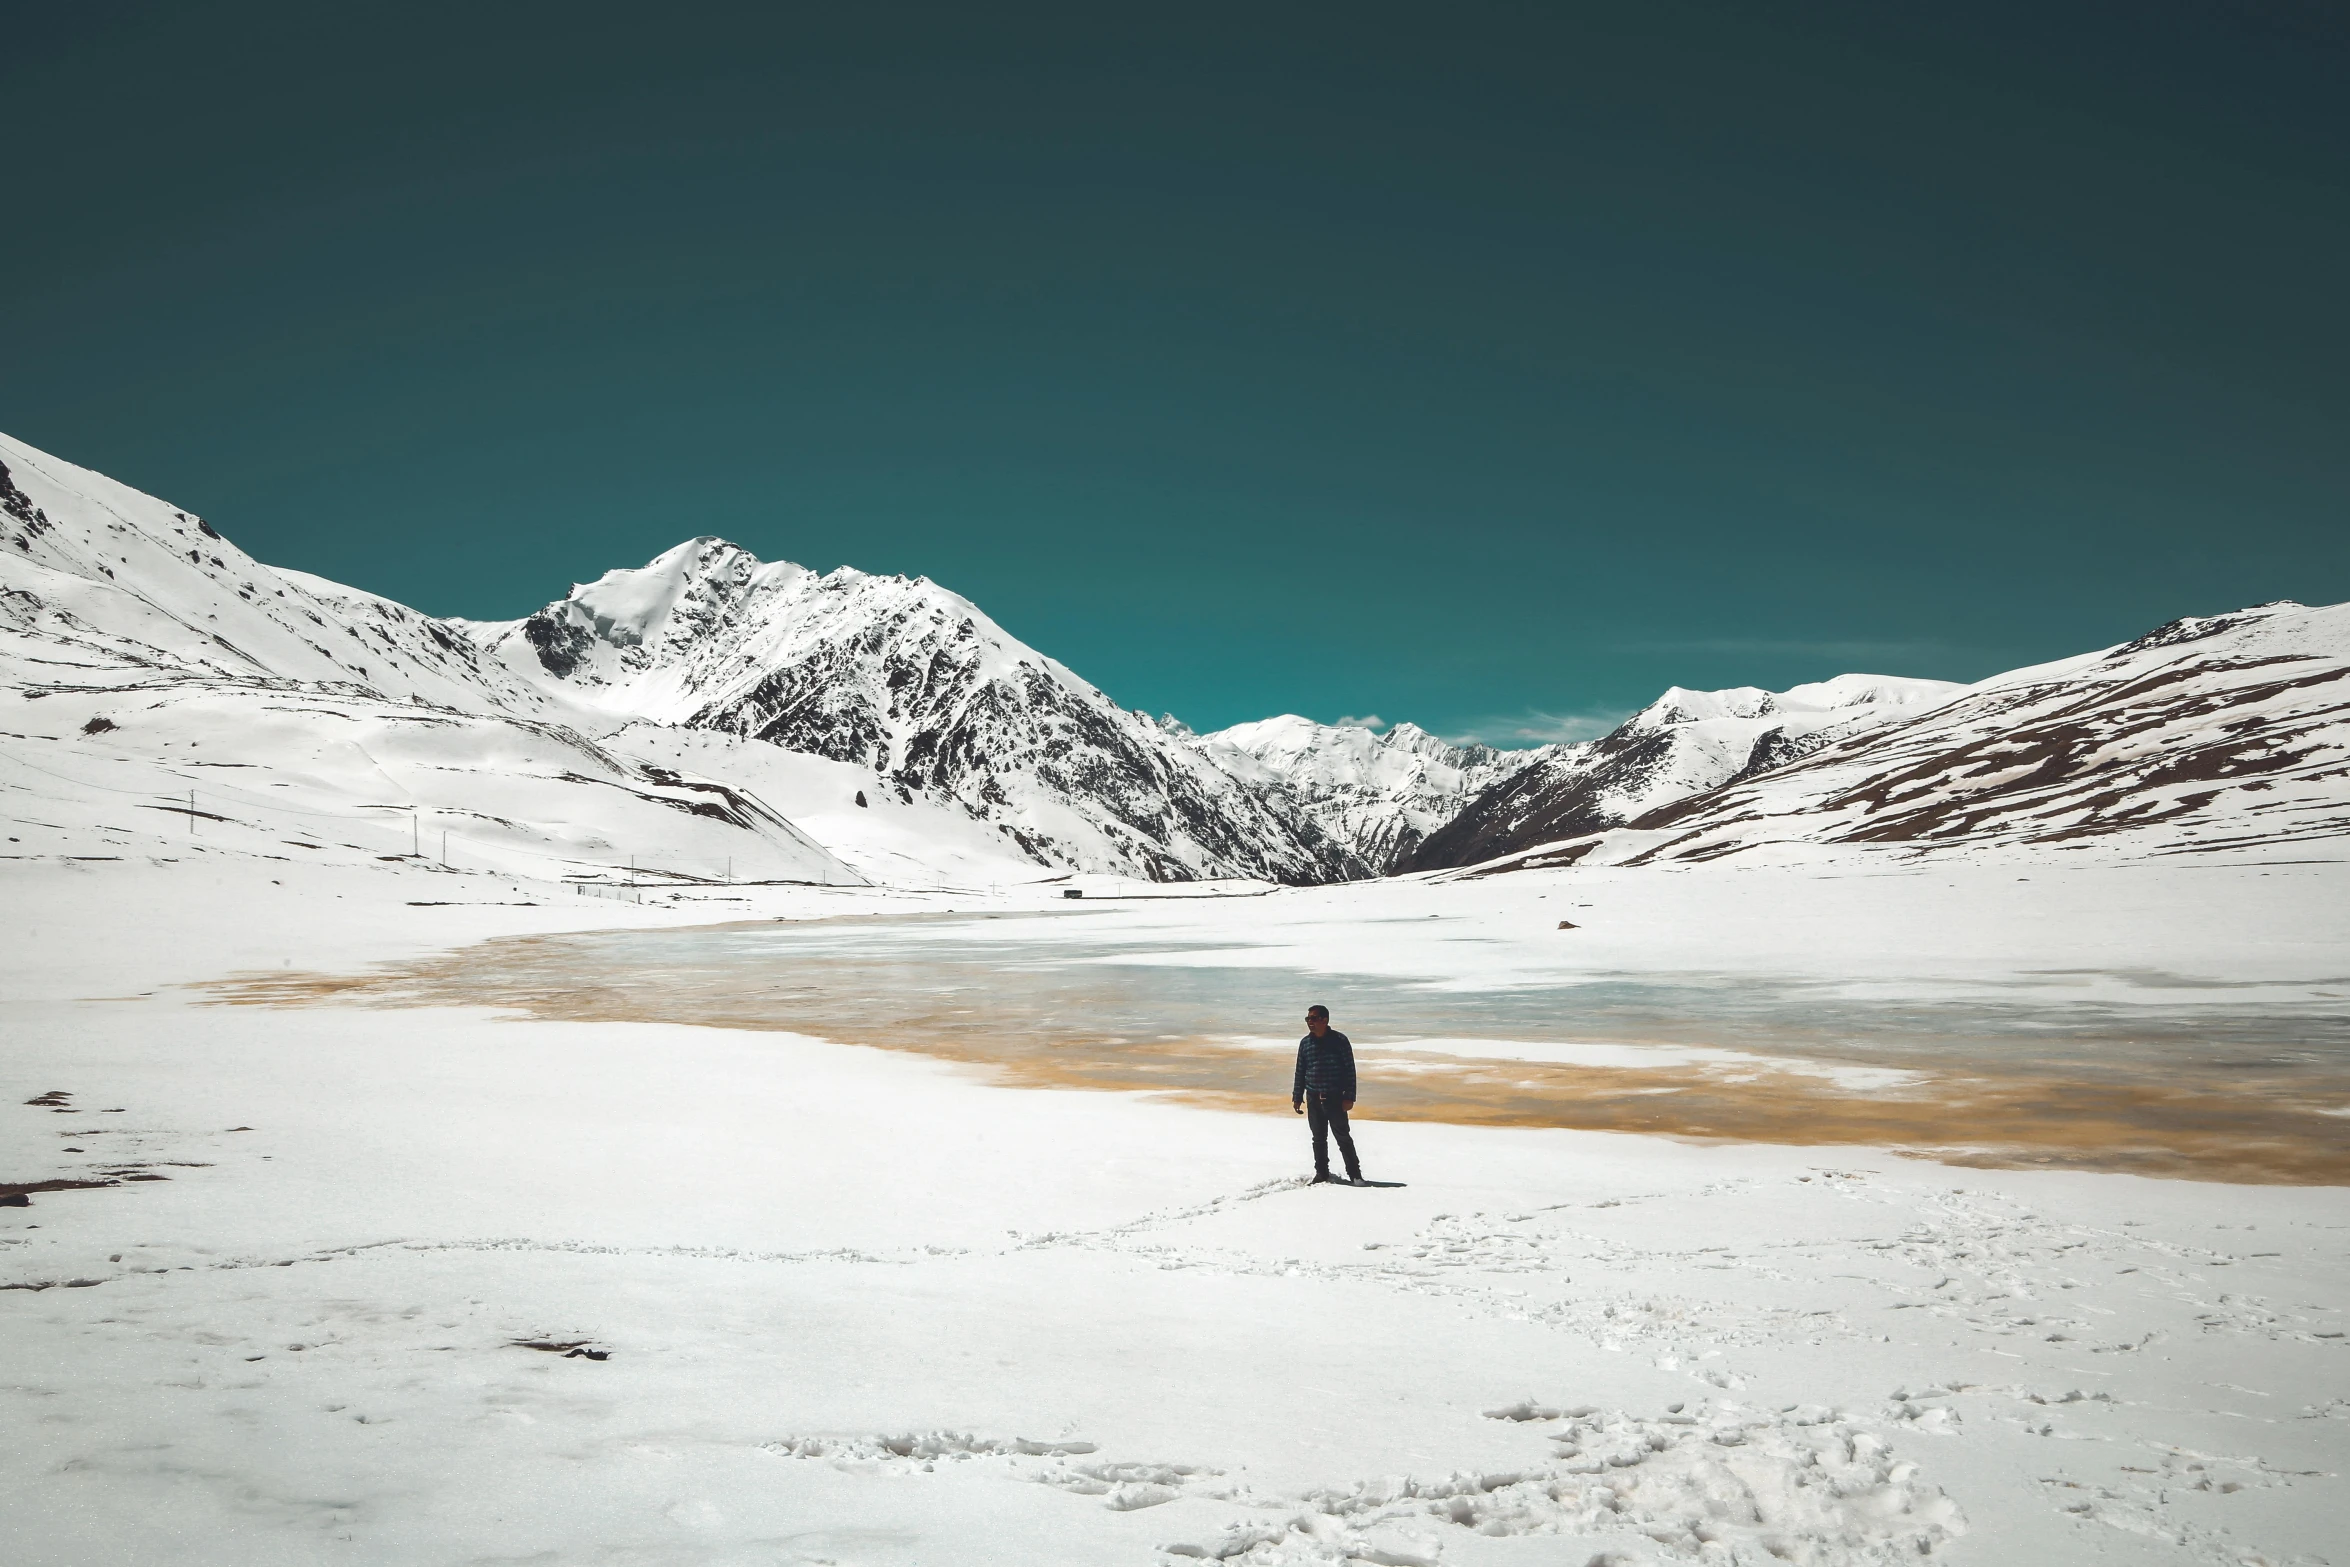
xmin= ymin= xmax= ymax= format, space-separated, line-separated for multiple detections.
xmin=0 ymin=679 xmax=862 ymax=887
xmin=1 ymin=435 xmax=859 ymax=888
xmin=1447 ymin=601 xmax=2350 ymax=872
xmin=1404 ymin=672 xmax=1966 ymax=870
xmin=1193 ymin=715 xmax=1533 ymax=872
xmin=460 ymin=539 xmax=1366 ymax=884
xmin=0 ymin=434 xmax=553 ymax=717
xmin=602 ymin=723 xmax=1061 ymax=889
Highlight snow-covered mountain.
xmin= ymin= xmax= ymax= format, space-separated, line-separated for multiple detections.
xmin=1403 ymin=672 xmax=1967 ymax=871
xmin=444 ymin=538 xmax=1369 ymax=884
xmin=1433 ymin=602 xmax=2350 ymax=873
xmin=12 ymin=428 xmax=2344 ymax=890
xmin=0 ymin=433 xmax=1370 ymax=886
xmin=0 ymin=434 xmax=861 ymax=888
xmin=0 ymin=434 xmax=1366 ymax=887
xmin=1191 ymin=715 xmax=1533 ymax=872
xmin=0 ymin=434 xmax=554 ymax=718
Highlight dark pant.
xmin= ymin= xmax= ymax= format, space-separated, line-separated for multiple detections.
xmin=1305 ymin=1092 xmax=1361 ymax=1180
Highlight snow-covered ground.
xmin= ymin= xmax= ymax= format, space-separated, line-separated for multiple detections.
xmin=7 ymin=422 xmax=2347 ymax=1560
xmin=5 ymin=850 xmax=2346 ymax=1566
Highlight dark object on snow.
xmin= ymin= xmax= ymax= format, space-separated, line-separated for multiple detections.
xmin=0 ymin=1179 xmax=119 ymax=1206
xmin=81 ymin=716 xmax=116 ymax=735
xmin=854 ymin=790 xmax=868 ymax=808
xmin=1062 ymin=888 xmax=1084 ymax=898
xmin=1293 ymin=1008 xmax=1364 ymax=1182
xmin=1557 ymin=919 xmax=1578 ymax=930
xmin=511 ymin=1338 xmax=610 ymax=1360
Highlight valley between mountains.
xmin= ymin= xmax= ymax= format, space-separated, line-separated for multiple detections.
xmin=7 ymin=427 xmax=2345 ymax=890
xmin=6 ymin=429 xmax=2350 ymax=1567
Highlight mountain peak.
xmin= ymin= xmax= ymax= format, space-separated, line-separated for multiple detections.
xmin=1640 ymin=685 xmax=1778 ymax=726
xmin=568 ymin=538 xmax=774 ymax=648
xmin=454 ymin=539 xmax=1361 ymax=882
xmin=1194 ymin=713 xmax=1536 ymax=872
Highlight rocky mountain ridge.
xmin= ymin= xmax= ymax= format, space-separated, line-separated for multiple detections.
xmin=1435 ymin=601 xmax=2350 ymax=873
xmin=459 ymin=538 xmax=1365 ymax=883
xmin=1402 ymin=673 xmax=1967 ymax=871
xmin=1191 ymin=715 xmax=1535 ymax=872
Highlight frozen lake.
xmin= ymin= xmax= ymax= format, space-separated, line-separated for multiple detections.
xmin=216 ymin=906 xmax=2350 ymax=1182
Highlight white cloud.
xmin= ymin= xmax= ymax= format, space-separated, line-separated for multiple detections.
xmin=1448 ymin=708 xmax=1628 ymax=747
xmin=1331 ymin=713 xmax=1386 ymax=731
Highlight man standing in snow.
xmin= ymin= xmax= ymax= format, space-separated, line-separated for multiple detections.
xmin=1292 ymin=1005 xmax=1364 ymax=1185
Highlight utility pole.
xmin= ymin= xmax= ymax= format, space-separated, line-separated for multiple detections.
xmin=412 ymin=810 xmax=419 ymax=858
xmin=441 ymin=830 xmax=448 ymax=867
xmin=189 ymin=790 xmax=196 ymax=834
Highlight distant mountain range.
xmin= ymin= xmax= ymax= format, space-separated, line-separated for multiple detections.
xmin=1399 ymin=675 xmax=1966 ymax=872
xmin=1438 ymin=599 xmax=2350 ymax=874
xmin=5 ymin=428 xmax=2343 ymax=885
xmin=1186 ymin=717 xmax=1532 ymax=874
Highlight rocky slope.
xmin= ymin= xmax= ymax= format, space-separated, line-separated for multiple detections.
xmin=456 ymin=539 xmax=1366 ymax=884
xmin=1440 ymin=602 xmax=2350 ymax=872
xmin=0 ymin=434 xmax=860 ymax=887
xmin=1 ymin=433 xmax=554 ymax=717
xmin=1403 ymin=674 xmax=1966 ymax=871
xmin=1191 ymin=715 xmax=1533 ymax=872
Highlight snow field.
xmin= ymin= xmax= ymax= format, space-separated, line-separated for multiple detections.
xmin=0 ymin=681 xmax=859 ymax=888
xmin=3 ymin=854 xmax=2347 ymax=1565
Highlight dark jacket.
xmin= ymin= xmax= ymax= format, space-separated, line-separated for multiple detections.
xmin=1293 ymin=1029 xmax=1357 ymax=1102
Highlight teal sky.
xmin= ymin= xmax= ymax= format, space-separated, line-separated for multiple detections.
xmin=5 ymin=2 xmax=2345 ymax=743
